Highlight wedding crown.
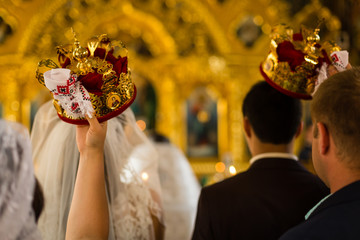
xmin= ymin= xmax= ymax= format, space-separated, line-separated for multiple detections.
xmin=36 ymin=31 xmax=136 ymax=124
xmin=260 ymin=23 xmax=341 ymax=99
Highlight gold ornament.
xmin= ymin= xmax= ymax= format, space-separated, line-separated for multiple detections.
xmin=106 ymin=92 xmax=121 ymax=110
xmin=36 ymin=29 xmax=136 ymax=124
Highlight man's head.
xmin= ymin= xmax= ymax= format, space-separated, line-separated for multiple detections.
xmin=311 ymin=67 xmax=360 ymax=170
xmin=242 ymin=81 xmax=302 ymax=145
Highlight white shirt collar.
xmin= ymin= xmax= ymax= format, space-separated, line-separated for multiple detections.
xmin=249 ymin=152 xmax=298 ymax=165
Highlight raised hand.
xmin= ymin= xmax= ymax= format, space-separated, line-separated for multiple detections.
xmin=76 ymin=116 xmax=107 ymax=154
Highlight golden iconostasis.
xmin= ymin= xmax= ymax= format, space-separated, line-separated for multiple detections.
xmin=0 ymin=0 xmax=358 ymax=184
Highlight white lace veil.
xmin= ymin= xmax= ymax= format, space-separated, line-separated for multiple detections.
xmin=0 ymin=120 xmax=41 ymax=240
xmin=154 ymin=142 xmax=200 ymax=240
xmin=31 ymin=101 xmax=163 ymax=240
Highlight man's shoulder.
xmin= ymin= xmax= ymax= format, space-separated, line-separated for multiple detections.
xmin=200 ymin=159 xmax=328 ymax=200
xmin=279 ymin=205 xmax=340 ymax=240
xmin=310 ymin=182 xmax=360 ymax=220
xmin=280 ymin=191 xmax=360 ymax=240
xmin=280 ymin=207 xmax=358 ymax=240
xmin=201 ymin=171 xmax=250 ymax=196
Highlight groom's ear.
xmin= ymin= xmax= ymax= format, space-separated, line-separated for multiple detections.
xmin=295 ymin=121 xmax=303 ymax=138
xmin=243 ymin=117 xmax=251 ymax=138
xmin=317 ymin=122 xmax=330 ymax=155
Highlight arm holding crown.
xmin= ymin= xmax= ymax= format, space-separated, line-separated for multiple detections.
xmin=65 ymin=116 xmax=109 ymax=240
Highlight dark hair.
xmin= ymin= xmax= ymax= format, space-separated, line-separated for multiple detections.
xmin=242 ymin=81 xmax=302 ymax=144
xmin=149 ymin=131 xmax=170 ymax=143
xmin=32 ymin=177 xmax=44 ymax=222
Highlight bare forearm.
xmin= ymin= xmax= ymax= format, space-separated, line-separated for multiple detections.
xmin=66 ymin=149 xmax=109 ymax=240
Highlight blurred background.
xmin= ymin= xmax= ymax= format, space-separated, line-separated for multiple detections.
xmin=0 ymin=0 xmax=359 ymax=185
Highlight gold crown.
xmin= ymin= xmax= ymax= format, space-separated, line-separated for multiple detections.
xmin=36 ymin=30 xmax=136 ymax=124
xmin=260 ymin=23 xmax=340 ymax=99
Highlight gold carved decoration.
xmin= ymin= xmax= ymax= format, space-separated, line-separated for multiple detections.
xmin=0 ymin=0 xmax=341 ymax=179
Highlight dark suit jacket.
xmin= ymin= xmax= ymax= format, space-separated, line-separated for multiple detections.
xmin=280 ymin=180 xmax=360 ymax=240
xmin=192 ymin=158 xmax=329 ymax=240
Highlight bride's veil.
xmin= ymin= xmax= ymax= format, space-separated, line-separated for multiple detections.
xmin=31 ymin=101 xmax=163 ymax=240
xmin=0 ymin=120 xmax=41 ymax=240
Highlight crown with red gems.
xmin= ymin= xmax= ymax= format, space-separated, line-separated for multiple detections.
xmin=36 ymin=30 xmax=136 ymax=124
xmin=260 ymin=23 xmax=341 ymax=99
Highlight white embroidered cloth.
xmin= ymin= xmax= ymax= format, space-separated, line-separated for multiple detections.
xmin=314 ymin=50 xmax=349 ymax=95
xmin=44 ymin=68 xmax=94 ymax=118
xmin=331 ymin=50 xmax=349 ymax=72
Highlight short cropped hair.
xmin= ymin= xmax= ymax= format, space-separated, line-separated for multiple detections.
xmin=242 ymin=81 xmax=302 ymax=144
xmin=311 ymin=67 xmax=360 ymax=167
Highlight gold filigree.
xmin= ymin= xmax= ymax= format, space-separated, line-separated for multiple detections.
xmin=36 ymin=59 xmax=59 ymax=85
xmin=56 ymin=44 xmax=73 ymax=66
xmin=322 ymin=41 xmax=341 ymax=55
xmin=272 ymin=61 xmax=317 ymax=94
xmin=38 ymin=30 xmax=134 ymax=118
xmin=302 ymin=25 xmax=321 ymax=65
xmin=96 ymin=60 xmax=113 ymax=74
xmin=263 ymin=23 xmax=342 ymax=96
xmin=270 ymin=24 xmax=293 ymax=46
xmin=53 ymin=99 xmax=63 ymax=116
xmin=87 ymin=37 xmax=99 ymax=57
